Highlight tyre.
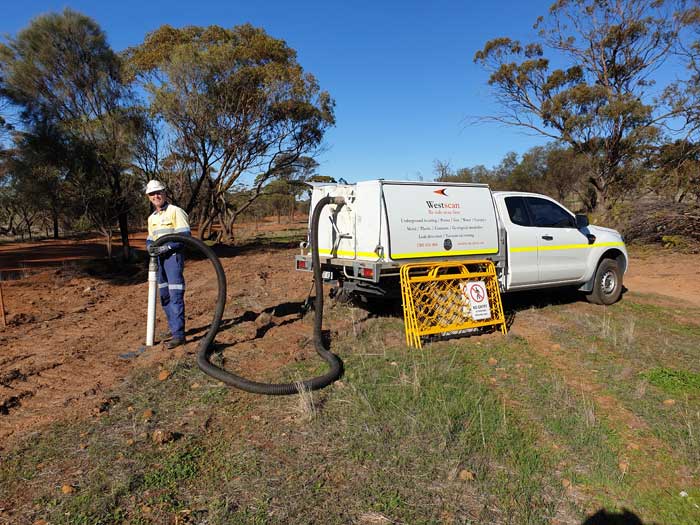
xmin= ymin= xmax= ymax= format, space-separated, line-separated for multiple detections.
xmin=585 ymin=258 xmax=622 ymax=305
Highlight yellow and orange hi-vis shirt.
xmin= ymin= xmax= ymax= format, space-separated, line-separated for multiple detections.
xmin=147 ymin=203 xmax=191 ymax=245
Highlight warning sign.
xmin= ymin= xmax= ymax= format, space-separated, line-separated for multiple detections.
xmin=466 ymin=281 xmax=491 ymax=320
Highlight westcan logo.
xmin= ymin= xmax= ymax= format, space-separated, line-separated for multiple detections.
xmin=426 ymin=200 xmax=460 ymax=209
xmin=426 ymin=188 xmax=460 ymax=208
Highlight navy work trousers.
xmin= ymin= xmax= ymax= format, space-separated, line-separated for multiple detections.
xmin=157 ymin=251 xmax=185 ymax=339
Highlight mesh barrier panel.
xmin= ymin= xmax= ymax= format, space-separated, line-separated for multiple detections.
xmin=400 ymin=260 xmax=507 ymax=349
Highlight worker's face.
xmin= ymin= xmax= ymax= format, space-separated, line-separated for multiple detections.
xmin=148 ymin=190 xmax=166 ymax=210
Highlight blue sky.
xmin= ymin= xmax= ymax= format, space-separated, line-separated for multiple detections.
xmin=2 ymin=0 xmax=577 ymax=183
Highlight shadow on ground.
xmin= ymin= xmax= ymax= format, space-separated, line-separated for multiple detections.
xmin=183 ymin=301 xmax=308 ymax=347
xmin=581 ymin=508 xmax=646 ymax=525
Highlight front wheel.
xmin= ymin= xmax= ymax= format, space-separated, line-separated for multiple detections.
xmin=585 ymin=259 xmax=623 ymax=305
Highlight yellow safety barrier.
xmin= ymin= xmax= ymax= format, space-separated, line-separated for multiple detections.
xmin=400 ymin=259 xmax=507 ymax=349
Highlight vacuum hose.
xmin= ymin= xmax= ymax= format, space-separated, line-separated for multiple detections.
xmin=151 ymin=195 xmax=343 ymax=395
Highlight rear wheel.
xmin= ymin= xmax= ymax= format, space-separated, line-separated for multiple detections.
xmin=585 ymin=259 xmax=622 ymax=305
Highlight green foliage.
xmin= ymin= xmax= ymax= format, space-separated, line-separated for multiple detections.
xmin=0 ymin=9 xmax=122 ymax=122
xmin=0 ymin=9 xmax=143 ymax=253
xmin=665 ymin=7 xmax=700 ymax=155
xmin=435 ymin=143 xmax=590 ymax=210
xmin=73 ymin=215 xmax=92 ymax=232
xmin=661 ymin=235 xmax=693 ymax=250
xmin=143 ymin=446 xmax=203 ymax=489
xmin=643 ymin=368 xmax=700 ymax=396
xmin=125 ymin=24 xmax=334 ymax=241
xmin=474 ymin=0 xmax=692 ymax=211
xmin=648 ymin=140 xmax=700 ymax=204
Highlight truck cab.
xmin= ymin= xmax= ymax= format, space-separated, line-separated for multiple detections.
xmin=493 ymin=191 xmax=627 ymax=303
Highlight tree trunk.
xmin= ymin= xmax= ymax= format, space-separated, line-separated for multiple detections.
xmin=108 ymin=167 xmax=130 ymax=260
xmin=223 ymin=214 xmax=238 ymax=243
xmin=593 ymin=187 xmax=604 ymax=213
xmin=105 ymin=229 xmax=113 ymax=258
xmin=117 ymin=210 xmax=130 ymax=260
xmin=53 ymin=211 xmax=59 ymax=239
xmin=198 ymin=214 xmax=212 ymax=241
xmin=587 ymin=172 xmax=608 ymax=213
xmin=675 ymin=188 xmax=686 ymax=204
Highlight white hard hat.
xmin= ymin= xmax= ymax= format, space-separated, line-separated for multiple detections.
xmin=145 ymin=180 xmax=166 ymax=194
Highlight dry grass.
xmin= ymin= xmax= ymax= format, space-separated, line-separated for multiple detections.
xmin=294 ymin=380 xmax=316 ymax=421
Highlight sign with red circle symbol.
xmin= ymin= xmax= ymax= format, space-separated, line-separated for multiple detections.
xmin=469 ymin=283 xmax=485 ymax=302
xmin=466 ymin=281 xmax=491 ymax=320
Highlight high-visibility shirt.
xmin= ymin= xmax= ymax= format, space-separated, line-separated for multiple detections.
xmin=147 ymin=203 xmax=191 ymax=245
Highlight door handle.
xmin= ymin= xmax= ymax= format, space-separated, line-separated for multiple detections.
xmin=541 ymin=235 xmax=553 ymax=241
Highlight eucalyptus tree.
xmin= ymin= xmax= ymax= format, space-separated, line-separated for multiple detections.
xmin=0 ymin=99 xmax=11 ymax=144
xmin=474 ymin=0 xmax=687 ymax=212
xmin=264 ymin=156 xmax=318 ymax=223
xmin=649 ymin=139 xmax=700 ymax=203
xmin=126 ymin=24 xmax=335 ymax=241
xmin=667 ymin=4 xmax=700 ymax=141
xmin=5 ymin=124 xmax=71 ymax=239
xmin=0 ymin=9 xmax=140 ymax=257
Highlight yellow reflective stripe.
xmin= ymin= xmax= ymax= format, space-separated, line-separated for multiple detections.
xmin=318 ymin=249 xmax=379 ymax=258
xmin=392 ymin=248 xmax=499 ymax=259
xmin=588 ymin=241 xmax=625 ymax=247
xmin=510 ymin=241 xmax=625 ymax=253
xmin=321 ymin=241 xmax=624 ymax=257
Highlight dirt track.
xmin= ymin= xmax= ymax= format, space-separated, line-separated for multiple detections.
xmin=1 ymin=233 xmax=698 ymax=448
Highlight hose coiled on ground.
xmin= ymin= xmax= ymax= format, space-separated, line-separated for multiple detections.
xmin=152 ymin=195 xmax=343 ymax=395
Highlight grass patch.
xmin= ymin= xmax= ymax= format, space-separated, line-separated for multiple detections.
xmin=530 ymin=297 xmax=700 ymax=523
xmin=643 ymin=368 xmax=700 ymax=396
xmin=4 ymin=294 xmax=700 ymax=524
xmin=142 ymin=445 xmax=203 ymax=489
xmin=331 ymin=345 xmax=559 ymax=523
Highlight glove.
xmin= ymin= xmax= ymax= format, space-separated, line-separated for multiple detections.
xmin=148 ymin=244 xmax=172 ymax=257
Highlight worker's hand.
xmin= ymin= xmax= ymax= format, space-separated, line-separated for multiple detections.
xmin=148 ymin=244 xmax=171 ymax=257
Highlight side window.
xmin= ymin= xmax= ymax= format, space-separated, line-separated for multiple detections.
xmin=526 ymin=197 xmax=575 ymax=228
xmin=504 ymin=196 xmax=531 ymax=226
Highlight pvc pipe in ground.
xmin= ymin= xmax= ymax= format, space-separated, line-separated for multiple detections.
xmin=145 ymin=255 xmax=157 ymax=346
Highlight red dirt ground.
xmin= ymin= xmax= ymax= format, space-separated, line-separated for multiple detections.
xmin=0 ymin=220 xmax=319 ymax=447
xmin=0 ymin=229 xmax=698 ymax=449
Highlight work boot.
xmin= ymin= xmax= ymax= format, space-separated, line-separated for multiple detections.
xmin=166 ymin=338 xmax=185 ymax=349
xmin=158 ymin=330 xmax=172 ymax=341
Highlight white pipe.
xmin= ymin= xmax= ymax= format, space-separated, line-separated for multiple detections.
xmin=146 ymin=256 xmax=157 ymax=346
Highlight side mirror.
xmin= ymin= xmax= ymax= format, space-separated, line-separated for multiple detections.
xmin=575 ymin=214 xmax=589 ymax=229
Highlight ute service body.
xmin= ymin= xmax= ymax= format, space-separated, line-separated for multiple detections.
xmin=296 ymin=180 xmax=628 ymax=305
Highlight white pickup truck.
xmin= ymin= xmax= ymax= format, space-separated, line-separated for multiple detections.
xmin=295 ymin=180 xmax=628 ymax=305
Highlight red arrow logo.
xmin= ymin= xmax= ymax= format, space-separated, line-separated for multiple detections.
xmin=434 ymin=188 xmax=448 ymax=196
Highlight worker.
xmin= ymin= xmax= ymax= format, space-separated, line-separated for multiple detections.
xmin=145 ymin=180 xmax=190 ymax=349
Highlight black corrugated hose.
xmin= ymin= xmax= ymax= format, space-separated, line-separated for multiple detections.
xmin=152 ymin=195 xmax=344 ymax=395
